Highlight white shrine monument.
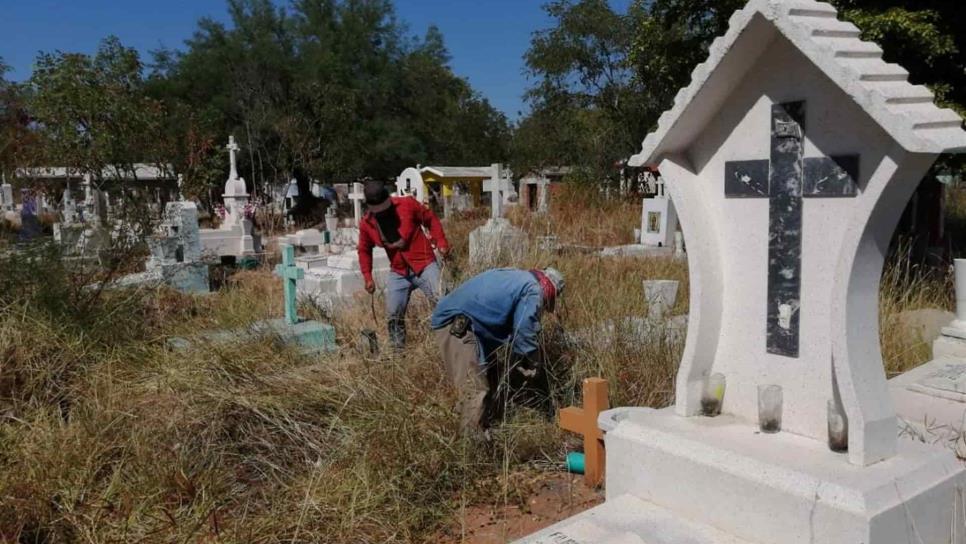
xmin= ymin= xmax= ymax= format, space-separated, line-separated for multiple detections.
xmin=469 ymin=163 xmax=528 ymax=267
xmin=199 ymin=136 xmax=262 ymax=260
xmin=640 ymin=176 xmax=679 ymax=248
xmin=520 ymin=1 xmax=966 ymax=543
xmin=395 ymin=167 xmax=427 ymax=203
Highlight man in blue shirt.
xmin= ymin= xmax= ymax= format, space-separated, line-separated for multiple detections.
xmin=431 ymin=267 xmax=565 ymax=434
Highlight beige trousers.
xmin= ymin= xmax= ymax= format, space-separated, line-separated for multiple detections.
xmin=434 ymin=326 xmax=493 ymax=432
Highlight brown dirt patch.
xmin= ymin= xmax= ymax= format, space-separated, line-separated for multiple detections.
xmin=439 ymin=471 xmax=603 ymax=544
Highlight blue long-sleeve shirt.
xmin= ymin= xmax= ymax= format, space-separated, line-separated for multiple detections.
xmin=431 ymin=269 xmax=543 ymax=364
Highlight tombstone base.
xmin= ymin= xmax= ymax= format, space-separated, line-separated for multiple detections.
xmin=516 ymin=493 xmax=751 ymax=544
xmin=890 ymin=358 xmax=966 ymax=443
xmin=468 ymin=220 xmax=529 ymax=267
xmin=519 ymin=407 xmax=966 ymax=544
xmin=168 ymin=318 xmax=337 ymax=355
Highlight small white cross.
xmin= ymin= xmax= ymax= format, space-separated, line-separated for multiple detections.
xmin=349 ymin=182 xmax=366 ymax=227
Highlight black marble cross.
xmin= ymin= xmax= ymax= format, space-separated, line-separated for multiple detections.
xmin=725 ymin=101 xmax=859 ymax=358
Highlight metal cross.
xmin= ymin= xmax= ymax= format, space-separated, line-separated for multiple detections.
xmin=724 ymin=101 xmax=859 ymax=358
xmin=275 ymin=244 xmax=304 ymax=325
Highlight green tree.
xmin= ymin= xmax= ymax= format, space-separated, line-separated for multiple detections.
xmin=0 ymin=58 xmax=37 ymax=179
xmin=516 ymin=0 xmax=644 ymax=179
xmin=28 ymin=37 xmax=168 ymax=189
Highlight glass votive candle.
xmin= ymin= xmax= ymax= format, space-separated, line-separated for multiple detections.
xmin=701 ymin=373 xmax=726 ymax=417
xmin=827 ymin=399 xmax=848 ymax=452
xmin=758 ymin=385 xmax=783 ymax=433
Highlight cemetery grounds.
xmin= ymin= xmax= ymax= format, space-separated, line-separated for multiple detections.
xmin=0 ymin=185 xmax=960 ymax=543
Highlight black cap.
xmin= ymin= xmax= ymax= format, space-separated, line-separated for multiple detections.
xmin=364 ymin=181 xmax=391 ymax=212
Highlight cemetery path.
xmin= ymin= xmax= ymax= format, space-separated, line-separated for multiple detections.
xmin=437 ymin=471 xmax=602 ymax=544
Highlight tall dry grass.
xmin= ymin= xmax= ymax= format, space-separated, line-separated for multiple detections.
xmin=0 ymin=182 xmax=961 ymax=542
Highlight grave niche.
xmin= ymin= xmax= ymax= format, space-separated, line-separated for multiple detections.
xmin=518 ymin=1 xmax=966 ymax=543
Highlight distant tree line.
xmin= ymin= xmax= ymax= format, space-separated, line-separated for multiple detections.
xmin=0 ymin=0 xmax=511 ymax=205
xmin=513 ymin=0 xmax=966 ymax=181
xmin=0 ymin=0 xmax=962 ymax=203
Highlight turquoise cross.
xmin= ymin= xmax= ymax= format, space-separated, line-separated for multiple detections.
xmin=275 ymin=244 xmax=304 ymax=325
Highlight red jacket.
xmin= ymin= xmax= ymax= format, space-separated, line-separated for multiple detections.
xmin=358 ymin=196 xmax=449 ymax=281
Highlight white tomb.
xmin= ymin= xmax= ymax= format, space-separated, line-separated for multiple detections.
xmin=199 ymin=136 xmax=262 ymax=259
xmin=640 ymin=177 xmax=679 ymax=248
xmin=281 ymin=227 xmax=392 ymax=307
xmin=395 ymin=167 xmax=427 ymax=202
xmin=891 ymin=259 xmax=966 ymax=441
xmin=469 ymin=163 xmax=529 ymax=267
xmin=520 ymin=1 xmax=966 ymax=543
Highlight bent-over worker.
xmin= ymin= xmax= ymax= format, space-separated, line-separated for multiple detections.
xmin=431 ymin=267 xmax=565 ymax=433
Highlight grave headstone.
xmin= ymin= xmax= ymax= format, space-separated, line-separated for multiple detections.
xmin=349 ymin=182 xmax=365 ymax=227
xmin=519 ymin=2 xmax=966 ymax=543
xmin=114 ymin=199 xmax=209 ymax=293
xmin=642 ymin=280 xmax=678 ymax=321
xmin=469 ymin=163 xmax=529 ymax=267
xmin=640 ymin=177 xmax=679 ymax=248
xmin=276 ymin=245 xmax=305 ymax=325
xmin=396 ymin=166 xmax=426 ymax=202
xmin=324 ymin=206 xmax=338 ymax=233
xmin=198 ymin=136 xmax=262 ymax=259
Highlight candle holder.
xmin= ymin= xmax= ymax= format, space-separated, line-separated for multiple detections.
xmin=701 ymin=373 xmax=726 ymax=417
xmin=827 ymin=399 xmax=848 ymax=452
xmin=757 ymin=385 xmax=782 ymax=433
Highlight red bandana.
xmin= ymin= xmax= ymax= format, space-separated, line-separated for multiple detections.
xmin=530 ymin=269 xmax=557 ymax=312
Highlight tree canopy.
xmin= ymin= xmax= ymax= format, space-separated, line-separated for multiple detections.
xmin=514 ymin=0 xmax=965 ymax=178
xmin=10 ymin=0 xmax=510 ymax=201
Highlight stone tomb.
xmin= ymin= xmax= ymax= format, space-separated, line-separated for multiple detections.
xmin=113 ymin=200 xmax=209 ymax=293
xmin=199 ymin=136 xmax=262 ymax=260
xmin=640 ymin=177 xmax=679 ymax=248
xmin=891 ymin=259 xmax=966 ymax=440
xmin=520 ymin=1 xmax=966 ymax=543
xmin=280 ymin=228 xmax=392 ymax=307
xmin=469 ymin=163 xmax=529 ymax=267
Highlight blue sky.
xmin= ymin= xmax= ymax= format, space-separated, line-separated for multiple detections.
xmin=0 ymin=0 xmax=632 ymax=120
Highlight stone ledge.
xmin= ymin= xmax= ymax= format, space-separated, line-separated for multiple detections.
xmin=514 ymin=493 xmax=752 ymax=544
xmin=599 ymin=407 xmax=965 ymax=544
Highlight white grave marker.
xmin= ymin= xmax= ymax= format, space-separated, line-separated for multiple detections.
xmin=519 ymin=1 xmax=966 ymax=543
xmin=349 ymin=182 xmax=365 ymax=227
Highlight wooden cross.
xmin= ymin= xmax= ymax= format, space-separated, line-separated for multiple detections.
xmin=559 ymin=378 xmax=609 ymax=487
xmin=274 ymin=244 xmax=304 ymax=325
xmin=724 ymin=101 xmax=859 ymax=358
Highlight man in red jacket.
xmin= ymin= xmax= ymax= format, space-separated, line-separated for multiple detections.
xmin=358 ymin=181 xmax=451 ymax=349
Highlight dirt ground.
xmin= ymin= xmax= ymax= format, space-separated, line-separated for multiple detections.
xmin=439 ymin=472 xmax=603 ymax=544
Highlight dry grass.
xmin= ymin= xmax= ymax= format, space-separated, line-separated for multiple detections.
xmin=0 ymin=183 xmax=961 ymax=542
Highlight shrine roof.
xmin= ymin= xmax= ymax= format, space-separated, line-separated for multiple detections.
xmin=629 ymin=0 xmax=966 ymax=167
